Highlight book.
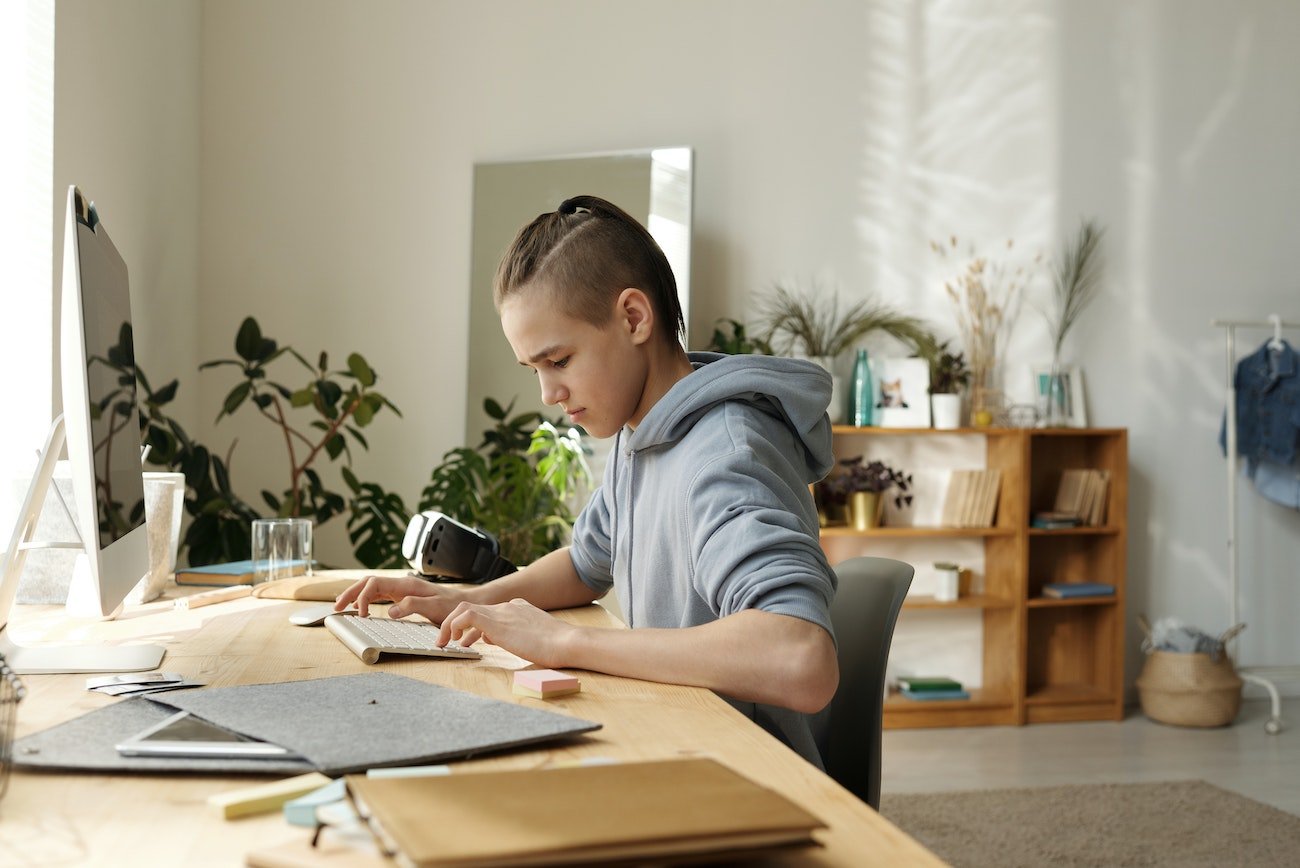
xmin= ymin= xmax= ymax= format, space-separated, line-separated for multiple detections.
xmin=1042 ymin=582 xmax=1115 ymax=599
xmin=896 ymin=676 xmax=963 ymax=693
xmin=899 ymin=687 xmax=971 ymax=701
xmin=1031 ymin=511 xmax=1082 ymax=529
xmin=174 ymin=559 xmax=310 ymax=586
xmin=344 ymin=757 xmax=825 ymax=867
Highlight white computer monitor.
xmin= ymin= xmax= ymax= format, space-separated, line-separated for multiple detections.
xmin=0 ymin=185 xmax=164 ymax=674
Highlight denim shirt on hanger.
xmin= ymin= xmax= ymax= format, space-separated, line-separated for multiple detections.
xmin=1219 ymin=338 xmax=1300 ymax=466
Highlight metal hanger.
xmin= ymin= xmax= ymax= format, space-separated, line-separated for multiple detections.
xmin=1267 ymin=313 xmax=1285 ymax=350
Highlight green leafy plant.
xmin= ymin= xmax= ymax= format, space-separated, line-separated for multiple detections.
xmin=345 ymin=398 xmax=592 ymax=569
xmin=706 ymin=318 xmax=772 ymax=355
xmin=924 ymin=341 xmax=972 ymax=395
xmin=124 ymin=317 xmax=400 ymax=566
xmin=819 ymin=456 xmax=913 ymax=509
xmin=756 ymin=281 xmax=936 ymax=360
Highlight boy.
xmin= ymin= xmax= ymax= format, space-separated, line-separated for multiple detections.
xmin=336 ymin=196 xmax=838 ymax=765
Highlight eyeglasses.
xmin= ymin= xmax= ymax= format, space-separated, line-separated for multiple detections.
xmin=0 ymin=653 xmax=27 ymax=804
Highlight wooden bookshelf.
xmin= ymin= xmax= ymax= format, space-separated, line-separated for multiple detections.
xmin=821 ymin=426 xmax=1127 ymax=729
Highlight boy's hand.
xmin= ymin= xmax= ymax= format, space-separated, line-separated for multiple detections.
xmin=436 ymin=598 xmax=578 ymax=668
xmin=334 ymin=575 xmax=465 ymax=619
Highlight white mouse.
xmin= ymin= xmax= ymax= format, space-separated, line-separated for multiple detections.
xmin=289 ymin=602 xmax=358 ymax=627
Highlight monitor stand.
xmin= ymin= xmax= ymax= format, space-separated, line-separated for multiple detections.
xmin=0 ymin=416 xmax=165 ymax=675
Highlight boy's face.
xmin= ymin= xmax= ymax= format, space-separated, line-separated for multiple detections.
xmin=500 ymin=288 xmax=651 ymax=439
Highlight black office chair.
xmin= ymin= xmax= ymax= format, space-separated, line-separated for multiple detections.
xmin=811 ymin=556 xmax=914 ymax=810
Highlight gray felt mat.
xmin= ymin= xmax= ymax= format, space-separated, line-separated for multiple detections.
xmin=15 ymin=672 xmax=600 ymax=776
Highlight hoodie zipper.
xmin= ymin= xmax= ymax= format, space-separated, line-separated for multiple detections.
xmin=621 ymin=444 xmax=636 ymax=628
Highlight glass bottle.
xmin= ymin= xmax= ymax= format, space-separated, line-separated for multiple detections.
xmin=850 ymin=349 xmax=873 ymax=427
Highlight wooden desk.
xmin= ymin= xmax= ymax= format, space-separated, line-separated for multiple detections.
xmin=2 ymin=571 xmax=939 ymax=866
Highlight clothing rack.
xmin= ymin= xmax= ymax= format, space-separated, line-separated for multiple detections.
xmin=1212 ymin=315 xmax=1300 ymax=735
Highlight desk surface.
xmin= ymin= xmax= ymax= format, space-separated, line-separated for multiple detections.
xmin=3 ymin=571 xmax=939 ymax=867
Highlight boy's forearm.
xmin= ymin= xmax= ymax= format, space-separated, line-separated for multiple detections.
xmin=560 ymin=609 xmax=839 ymax=714
xmin=462 ymin=547 xmax=602 ymax=610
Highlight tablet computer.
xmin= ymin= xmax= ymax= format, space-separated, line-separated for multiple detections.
xmin=115 ymin=710 xmax=301 ymax=759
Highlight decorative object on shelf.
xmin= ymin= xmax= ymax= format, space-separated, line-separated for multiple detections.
xmin=1004 ymin=403 xmax=1040 ymax=428
xmin=755 ymin=281 xmax=937 ymax=425
xmin=933 ymin=237 xmax=1036 ymax=427
xmin=849 ymin=348 xmax=874 ymax=427
xmin=705 ymin=318 xmax=772 ymax=355
xmin=821 ymin=456 xmax=913 ymax=530
xmin=933 ymin=562 xmax=960 ymax=602
xmin=1032 ymin=364 xmax=1088 ymax=428
xmin=924 ymin=342 xmax=970 ymax=430
xmin=1040 ymin=220 xmax=1104 ymax=428
xmin=872 ymin=357 xmax=932 ymax=428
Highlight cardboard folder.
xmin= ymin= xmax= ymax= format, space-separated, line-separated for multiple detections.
xmin=14 ymin=673 xmax=600 ymax=776
xmin=343 ymin=757 xmax=826 ymax=867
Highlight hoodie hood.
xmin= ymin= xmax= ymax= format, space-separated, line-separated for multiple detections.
xmin=625 ymin=352 xmax=834 ymax=480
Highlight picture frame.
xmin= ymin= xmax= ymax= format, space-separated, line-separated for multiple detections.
xmin=873 ymin=357 xmax=931 ymax=428
xmin=1032 ymin=364 xmax=1087 ymax=427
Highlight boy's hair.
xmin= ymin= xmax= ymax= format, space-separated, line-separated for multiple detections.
xmin=493 ymin=195 xmax=685 ymax=347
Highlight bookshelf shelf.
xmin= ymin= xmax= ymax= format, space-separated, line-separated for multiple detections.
xmin=819 ymin=526 xmax=1015 ymax=539
xmin=1024 ymin=683 xmax=1112 ymax=706
xmin=1027 ymin=596 xmax=1117 ymax=608
xmin=903 ymin=594 xmax=1014 ymax=610
xmin=823 ymin=427 xmax=1127 ymax=729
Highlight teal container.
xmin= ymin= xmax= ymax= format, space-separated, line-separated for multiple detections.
xmin=850 ymin=349 xmax=873 ymax=427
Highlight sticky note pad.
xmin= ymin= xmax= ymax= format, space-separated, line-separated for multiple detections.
xmin=209 ymin=771 xmax=332 ymax=820
xmin=512 ymin=669 xmax=580 ymax=699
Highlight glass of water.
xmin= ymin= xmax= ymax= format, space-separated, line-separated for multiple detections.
xmin=251 ymin=518 xmax=313 ymax=585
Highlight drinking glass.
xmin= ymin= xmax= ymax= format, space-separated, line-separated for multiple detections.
xmin=251 ymin=518 xmax=313 ymax=585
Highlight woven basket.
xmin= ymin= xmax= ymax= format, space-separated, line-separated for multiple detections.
xmin=1135 ymin=618 xmax=1244 ymax=728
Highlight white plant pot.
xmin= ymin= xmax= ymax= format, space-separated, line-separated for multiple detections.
xmin=931 ymin=393 xmax=962 ymax=430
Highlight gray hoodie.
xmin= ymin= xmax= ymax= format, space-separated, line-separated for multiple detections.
xmin=569 ymin=352 xmax=838 ymax=766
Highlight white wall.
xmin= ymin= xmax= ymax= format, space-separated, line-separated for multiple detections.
xmin=52 ymin=0 xmax=1296 ymax=692
xmin=54 ymin=0 xmax=201 ymax=428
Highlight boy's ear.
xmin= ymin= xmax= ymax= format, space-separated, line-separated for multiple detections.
xmin=616 ymin=288 xmax=654 ymax=346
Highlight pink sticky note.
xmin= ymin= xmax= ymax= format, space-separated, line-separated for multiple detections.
xmin=513 ymin=669 xmax=580 ymax=694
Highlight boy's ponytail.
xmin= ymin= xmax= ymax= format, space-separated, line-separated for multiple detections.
xmin=494 ymin=195 xmax=685 ymax=348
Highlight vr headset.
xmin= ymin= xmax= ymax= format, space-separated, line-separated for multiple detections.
xmin=401 ymin=511 xmax=517 ymax=584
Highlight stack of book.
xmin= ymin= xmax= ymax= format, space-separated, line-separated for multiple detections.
xmin=1053 ymin=469 xmax=1110 ymax=526
xmin=1042 ymin=582 xmax=1115 ymax=599
xmin=939 ymin=469 xmax=1002 ymax=528
xmin=896 ymin=676 xmax=970 ymax=701
xmin=1030 ymin=510 xmax=1081 ymax=529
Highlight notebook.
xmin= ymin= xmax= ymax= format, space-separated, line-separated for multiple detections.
xmin=343 ymin=757 xmax=826 ymax=867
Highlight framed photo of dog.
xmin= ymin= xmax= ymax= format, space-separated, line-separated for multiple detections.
xmin=873 ymin=357 xmax=931 ymax=428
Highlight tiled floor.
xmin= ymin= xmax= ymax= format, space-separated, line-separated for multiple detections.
xmin=882 ymin=699 xmax=1300 ymax=815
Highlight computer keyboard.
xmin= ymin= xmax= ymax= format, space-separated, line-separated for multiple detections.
xmin=324 ymin=614 xmax=482 ymax=665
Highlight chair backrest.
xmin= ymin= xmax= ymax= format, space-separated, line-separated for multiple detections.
xmin=811 ymin=556 xmax=914 ymax=810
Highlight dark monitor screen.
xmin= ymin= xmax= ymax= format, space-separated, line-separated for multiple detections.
xmin=75 ymin=217 xmax=145 ymax=550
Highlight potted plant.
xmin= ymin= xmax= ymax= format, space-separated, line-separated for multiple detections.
xmin=820 ymin=455 xmax=913 ymax=530
xmin=925 ymin=341 xmax=971 ymax=430
xmin=706 ymin=318 xmax=772 ymax=355
xmin=755 ymin=281 xmax=936 ymax=423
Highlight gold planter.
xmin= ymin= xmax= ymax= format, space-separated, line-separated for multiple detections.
xmin=848 ymin=491 xmax=882 ymax=530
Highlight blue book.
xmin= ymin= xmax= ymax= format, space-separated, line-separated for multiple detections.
xmin=899 ymin=687 xmax=971 ymax=701
xmin=174 ymin=558 xmax=312 ymax=586
xmin=1042 ymin=582 xmax=1115 ymax=599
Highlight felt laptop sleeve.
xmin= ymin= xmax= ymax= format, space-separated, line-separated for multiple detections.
xmin=14 ymin=672 xmax=600 ymax=776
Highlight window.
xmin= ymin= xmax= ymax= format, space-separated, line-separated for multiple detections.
xmin=0 ymin=0 xmax=54 ymax=548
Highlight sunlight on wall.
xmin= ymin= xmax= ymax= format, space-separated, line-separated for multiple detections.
xmin=0 ymin=0 xmax=54 ymax=550
xmin=857 ymin=0 xmax=1059 ymax=406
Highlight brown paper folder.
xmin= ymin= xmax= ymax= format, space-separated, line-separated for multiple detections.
xmin=345 ymin=757 xmax=825 ymax=867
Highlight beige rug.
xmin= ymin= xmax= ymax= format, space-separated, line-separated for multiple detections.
xmin=881 ymin=780 xmax=1300 ymax=867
